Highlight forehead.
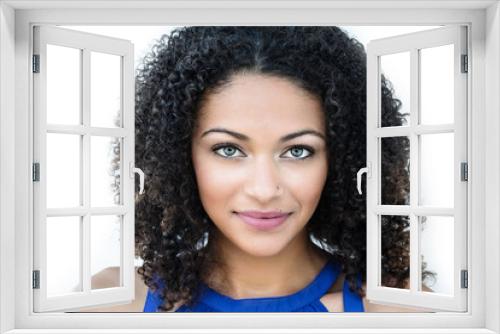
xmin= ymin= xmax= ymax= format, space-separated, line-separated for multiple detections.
xmin=196 ymin=73 xmax=325 ymax=133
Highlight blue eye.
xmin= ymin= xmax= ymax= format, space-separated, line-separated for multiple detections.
xmin=212 ymin=143 xmax=315 ymax=160
xmin=284 ymin=146 xmax=314 ymax=159
xmin=213 ymin=144 xmax=245 ymax=158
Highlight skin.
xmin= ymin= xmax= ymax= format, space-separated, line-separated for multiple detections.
xmin=79 ymin=73 xmax=434 ymax=313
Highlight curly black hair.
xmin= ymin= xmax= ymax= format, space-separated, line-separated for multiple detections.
xmin=133 ymin=26 xmax=434 ymax=312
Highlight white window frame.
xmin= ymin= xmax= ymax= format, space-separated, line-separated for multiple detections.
xmin=365 ymin=25 xmax=468 ymax=312
xmin=32 ymin=25 xmax=136 ymax=312
xmin=0 ymin=1 xmax=498 ymax=333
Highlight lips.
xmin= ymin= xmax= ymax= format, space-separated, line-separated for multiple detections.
xmin=235 ymin=211 xmax=292 ymax=231
xmin=236 ymin=210 xmax=290 ymax=219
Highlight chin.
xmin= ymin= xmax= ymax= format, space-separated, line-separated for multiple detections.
xmin=238 ymin=239 xmax=289 ymax=258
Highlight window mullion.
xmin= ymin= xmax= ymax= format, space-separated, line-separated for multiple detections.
xmin=45 ymin=124 xmax=127 ymax=137
xmin=82 ymin=48 xmax=91 ymax=294
xmin=409 ymin=47 xmax=420 ymax=293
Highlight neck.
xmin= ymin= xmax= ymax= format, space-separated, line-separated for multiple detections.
xmin=206 ymin=228 xmax=329 ymax=299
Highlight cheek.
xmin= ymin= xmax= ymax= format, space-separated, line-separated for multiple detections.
xmin=284 ymin=158 xmax=328 ymax=209
xmin=192 ymin=155 xmax=242 ymax=216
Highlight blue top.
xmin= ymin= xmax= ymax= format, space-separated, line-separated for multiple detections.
xmin=143 ymin=260 xmax=364 ymax=312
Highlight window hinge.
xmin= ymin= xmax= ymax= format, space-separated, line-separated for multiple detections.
xmin=461 ymin=162 xmax=468 ymax=181
xmin=33 ymin=163 xmax=40 ymax=182
xmin=32 ymin=54 xmax=40 ymax=73
xmin=461 ymin=54 xmax=468 ymax=73
xmin=33 ymin=270 xmax=40 ymax=289
xmin=461 ymin=269 xmax=468 ymax=289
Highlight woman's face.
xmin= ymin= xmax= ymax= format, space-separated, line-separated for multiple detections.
xmin=191 ymin=73 xmax=328 ymax=258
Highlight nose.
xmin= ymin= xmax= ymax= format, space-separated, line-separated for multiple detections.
xmin=243 ymin=155 xmax=283 ymax=203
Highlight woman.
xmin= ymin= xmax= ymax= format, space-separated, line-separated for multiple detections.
xmin=132 ymin=26 xmax=433 ymax=313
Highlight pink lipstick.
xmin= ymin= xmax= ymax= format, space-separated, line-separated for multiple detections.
xmin=235 ymin=210 xmax=292 ymax=231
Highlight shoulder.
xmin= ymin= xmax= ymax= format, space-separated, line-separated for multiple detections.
xmin=318 ymin=269 xmax=344 ymax=312
xmin=320 ymin=271 xmax=433 ymax=312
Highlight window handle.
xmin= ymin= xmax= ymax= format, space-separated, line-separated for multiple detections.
xmin=356 ymin=162 xmax=371 ymax=195
xmin=130 ymin=162 xmax=145 ymax=194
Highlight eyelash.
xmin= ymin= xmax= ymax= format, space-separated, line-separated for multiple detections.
xmin=211 ymin=142 xmax=316 ymax=160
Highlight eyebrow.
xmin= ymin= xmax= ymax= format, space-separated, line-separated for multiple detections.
xmin=200 ymin=127 xmax=326 ymax=143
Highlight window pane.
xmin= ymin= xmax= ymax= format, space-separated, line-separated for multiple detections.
xmin=90 ymin=52 xmax=121 ymax=128
xmin=420 ymin=44 xmax=454 ymax=125
xmin=90 ymin=136 xmax=121 ymax=207
xmin=47 ymin=133 xmax=81 ymax=208
xmin=91 ymin=215 xmax=122 ymax=289
xmin=47 ymin=216 xmax=81 ymax=296
xmin=420 ymin=216 xmax=454 ymax=295
xmin=46 ymin=44 xmax=81 ymax=125
xmin=381 ymin=136 xmax=410 ymax=205
xmin=381 ymin=215 xmax=410 ymax=289
xmin=380 ymin=52 xmax=410 ymax=127
xmin=420 ymin=133 xmax=454 ymax=207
